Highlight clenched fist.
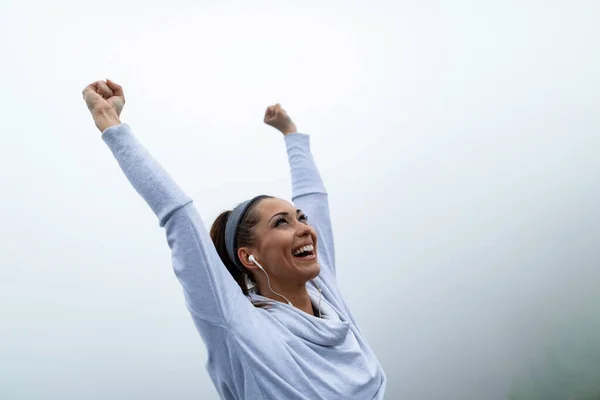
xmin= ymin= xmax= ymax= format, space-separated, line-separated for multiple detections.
xmin=264 ymin=104 xmax=297 ymax=135
xmin=82 ymin=79 xmax=125 ymax=132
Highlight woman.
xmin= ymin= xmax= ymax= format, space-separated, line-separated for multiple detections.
xmin=82 ymin=79 xmax=386 ymax=399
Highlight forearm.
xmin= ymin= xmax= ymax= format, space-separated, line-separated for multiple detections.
xmin=285 ymin=133 xmax=327 ymax=198
xmin=102 ymin=123 xmax=191 ymax=226
xmin=284 ymin=133 xmax=336 ymax=272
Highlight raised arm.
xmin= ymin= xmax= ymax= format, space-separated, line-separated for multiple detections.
xmin=264 ymin=104 xmax=336 ymax=275
xmin=82 ymin=80 xmax=252 ymax=330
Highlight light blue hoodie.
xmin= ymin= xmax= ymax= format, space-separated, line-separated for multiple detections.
xmin=102 ymin=124 xmax=386 ymax=399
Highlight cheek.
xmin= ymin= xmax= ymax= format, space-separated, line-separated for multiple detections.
xmin=261 ymin=231 xmax=293 ymax=258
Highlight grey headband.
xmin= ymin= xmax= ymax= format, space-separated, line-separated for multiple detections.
xmin=225 ymin=195 xmax=269 ymax=271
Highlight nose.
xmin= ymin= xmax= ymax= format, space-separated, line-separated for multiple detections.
xmin=295 ymin=222 xmax=312 ymax=238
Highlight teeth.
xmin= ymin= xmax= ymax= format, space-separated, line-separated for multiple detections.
xmin=293 ymin=244 xmax=314 ymax=256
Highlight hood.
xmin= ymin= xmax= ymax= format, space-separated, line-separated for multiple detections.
xmin=247 ymin=282 xmax=350 ymax=347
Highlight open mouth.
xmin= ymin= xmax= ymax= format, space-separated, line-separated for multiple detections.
xmin=292 ymin=244 xmax=315 ymax=258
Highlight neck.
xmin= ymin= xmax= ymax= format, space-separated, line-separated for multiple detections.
xmin=257 ymin=280 xmax=314 ymax=316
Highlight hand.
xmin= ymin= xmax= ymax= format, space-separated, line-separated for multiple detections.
xmin=82 ymin=79 xmax=125 ymax=132
xmin=264 ymin=104 xmax=297 ymax=135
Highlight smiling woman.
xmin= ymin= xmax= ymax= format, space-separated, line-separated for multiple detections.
xmin=82 ymin=79 xmax=386 ymax=400
xmin=210 ymin=197 xmax=321 ymax=310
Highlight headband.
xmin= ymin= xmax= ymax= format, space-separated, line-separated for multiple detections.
xmin=224 ymin=195 xmax=269 ymax=271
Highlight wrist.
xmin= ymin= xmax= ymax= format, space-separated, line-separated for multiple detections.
xmin=96 ymin=118 xmax=121 ymax=133
xmin=281 ymin=123 xmax=298 ymax=136
xmin=94 ymin=109 xmax=121 ymax=132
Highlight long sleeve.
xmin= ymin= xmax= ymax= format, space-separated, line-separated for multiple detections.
xmin=102 ymin=124 xmax=251 ymax=328
xmin=284 ymin=133 xmax=336 ymax=275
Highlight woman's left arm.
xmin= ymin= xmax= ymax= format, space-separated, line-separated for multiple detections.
xmin=264 ymin=105 xmax=336 ymax=275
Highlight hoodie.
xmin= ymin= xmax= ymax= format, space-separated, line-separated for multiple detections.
xmin=101 ymin=123 xmax=386 ymax=399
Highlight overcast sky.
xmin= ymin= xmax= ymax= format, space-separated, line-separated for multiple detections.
xmin=1 ymin=0 xmax=599 ymax=399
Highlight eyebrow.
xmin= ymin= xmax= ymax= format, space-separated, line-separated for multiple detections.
xmin=268 ymin=209 xmax=303 ymax=224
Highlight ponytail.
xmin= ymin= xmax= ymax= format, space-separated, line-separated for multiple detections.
xmin=210 ymin=210 xmax=251 ymax=295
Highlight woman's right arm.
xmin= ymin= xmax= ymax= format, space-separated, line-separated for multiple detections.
xmin=83 ymin=80 xmax=250 ymax=329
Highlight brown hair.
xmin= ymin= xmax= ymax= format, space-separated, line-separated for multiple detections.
xmin=209 ymin=197 xmax=273 ymax=296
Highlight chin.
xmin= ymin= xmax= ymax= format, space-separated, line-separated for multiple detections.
xmin=308 ymin=265 xmax=321 ymax=281
xmin=303 ymin=259 xmax=321 ymax=281
xmin=291 ymin=254 xmax=321 ymax=281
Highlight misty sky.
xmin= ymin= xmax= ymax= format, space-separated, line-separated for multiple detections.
xmin=1 ymin=0 xmax=599 ymax=399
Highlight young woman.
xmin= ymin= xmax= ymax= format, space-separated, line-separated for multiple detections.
xmin=82 ymin=79 xmax=386 ymax=399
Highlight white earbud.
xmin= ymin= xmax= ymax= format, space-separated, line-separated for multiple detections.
xmin=248 ymin=254 xmax=262 ymax=270
xmin=247 ymin=254 xmax=292 ymax=306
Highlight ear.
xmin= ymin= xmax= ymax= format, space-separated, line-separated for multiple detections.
xmin=237 ymin=247 xmax=260 ymax=271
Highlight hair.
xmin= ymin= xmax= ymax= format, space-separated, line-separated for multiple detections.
xmin=209 ymin=196 xmax=273 ymax=298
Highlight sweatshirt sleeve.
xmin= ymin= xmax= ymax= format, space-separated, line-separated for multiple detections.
xmin=101 ymin=124 xmax=251 ymax=328
xmin=284 ymin=133 xmax=336 ymax=275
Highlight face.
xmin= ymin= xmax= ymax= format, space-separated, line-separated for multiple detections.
xmin=246 ymin=198 xmax=320 ymax=284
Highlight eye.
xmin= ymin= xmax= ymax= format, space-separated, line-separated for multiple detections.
xmin=274 ymin=216 xmax=289 ymax=227
xmin=298 ymin=214 xmax=309 ymax=223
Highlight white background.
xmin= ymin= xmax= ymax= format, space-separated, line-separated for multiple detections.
xmin=1 ymin=0 xmax=599 ymax=398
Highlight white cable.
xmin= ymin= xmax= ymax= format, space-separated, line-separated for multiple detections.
xmin=249 ymin=255 xmax=293 ymax=306
xmin=248 ymin=255 xmax=323 ymax=318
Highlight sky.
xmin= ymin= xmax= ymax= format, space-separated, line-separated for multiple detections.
xmin=1 ymin=0 xmax=599 ymax=398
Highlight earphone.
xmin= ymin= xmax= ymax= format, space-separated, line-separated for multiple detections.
xmin=247 ymin=254 xmax=323 ymax=318
xmin=247 ymin=254 xmax=260 ymax=269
